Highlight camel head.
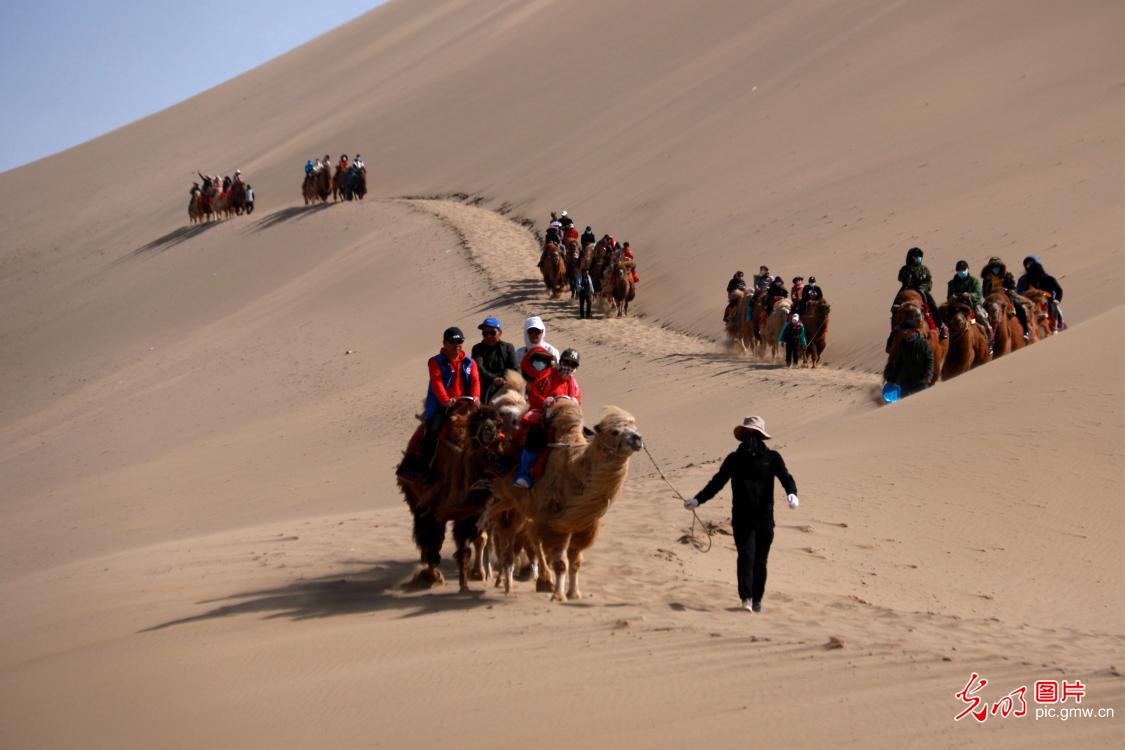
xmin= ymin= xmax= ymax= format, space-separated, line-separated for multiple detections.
xmin=468 ymin=404 xmax=502 ymax=449
xmin=591 ymin=406 xmax=643 ymax=457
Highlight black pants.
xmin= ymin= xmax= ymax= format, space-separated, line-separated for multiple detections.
xmin=785 ymin=341 xmax=801 ymax=366
xmin=578 ymin=293 xmax=592 ymax=318
xmin=418 ymin=409 xmax=447 ymax=468
xmin=734 ymin=522 xmax=774 ymax=603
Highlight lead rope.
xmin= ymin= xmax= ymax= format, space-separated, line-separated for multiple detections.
xmin=642 ymin=444 xmax=712 ymax=553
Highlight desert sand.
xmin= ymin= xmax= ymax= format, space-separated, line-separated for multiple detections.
xmin=1 ymin=1 xmax=1123 ymax=747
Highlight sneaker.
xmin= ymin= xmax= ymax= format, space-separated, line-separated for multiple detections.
xmin=513 ymin=476 xmax=531 ymax=489
xmin=742 ymin=598 xmax=754 ymax=612
xmin=751 ymin=600 xmax=762 ymax=613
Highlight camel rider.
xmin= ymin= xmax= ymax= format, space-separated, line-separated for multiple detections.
xmin=1018 ymin=255 xmax=1065 ymax=331
xmin=791 ymin=277 xmax=806 ymax=309
xmin=724 ymin=271 xmax=747 ymax=322
xmin=581 ymin=226 xmax=596 ymax=248
xmin=471 ymin=316 xmax=518 ymax=403
xmin=753 ymin=265 xmax=773 ymax=295
xmin=353 ymin=154 xmax=365 ymax=169
xmin=197 ymin=172 xmax=213 ymax=191
xmin=222 ymin=175 xmax=232 ymax=192
xmin=513 ymin=348 xmax=582 ymax=488
xmin=559 ymin=210 xmax=574 ymax=229
xmin=765 ymin=277 xmax=789 ymax=312
xmin=897 ymin=246 xmax=945 ymax=339
xmin=947 ymin=259 xmax=992 ymax=344
xmin=886 ymin=319 xmax=934 ymax=397
xmin=515 ymin=316 xmax=560 ymax=375
xmin=683 ymin=416 xmax=799 ymax=613
xmin=544 ymin=226 xmax=561 ymax=246
xmin=190 ymin=181 xmax=201 ymax=198
xmin=232 ymin=169 xmax=243 ymax=185
xmin=305 ymin=159 xmax=315 ymax=175
xmin=338 ymin=154 xmax=349 ymax=171
xmin=981 ymin=257 xmax=1031 ymax=340
xmin=397 ymin=327 xmax=481 ymax=483
xmin=799 ymin=276 xmax=823 ymax=315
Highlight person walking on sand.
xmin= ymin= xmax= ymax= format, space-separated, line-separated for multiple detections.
xmin=683 ymin=416 xmax=799 ymax=613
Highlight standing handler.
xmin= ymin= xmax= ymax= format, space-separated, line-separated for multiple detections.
xmin=683 ymin=416 xmax=799 ymax=613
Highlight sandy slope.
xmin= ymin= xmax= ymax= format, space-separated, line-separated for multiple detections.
xmin=1 ymin=0 xmax=1123 ymax=747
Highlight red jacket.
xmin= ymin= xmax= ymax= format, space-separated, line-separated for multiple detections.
xmin=528 ymin=370 xmax=581 ymax=411
xmin=563 ymin=227 xmax=580 ymax=242
xmin=427 ymin=350 xmax=480 ymax=407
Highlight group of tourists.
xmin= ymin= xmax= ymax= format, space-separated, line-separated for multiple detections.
xmin=189 ymin=170 xmax=254 ymax=221
xmin=302 ymin=153 xmax=368 ymax=203
xmin=723 ymin=267 xmax=826 ymax=366
xmin=540 ymin=210 xmax=640 ymax=317
xmin=886 ymin=247 xmax=1066 ymax=398
xmin=396 ymin=314 xmax=582 ymax=490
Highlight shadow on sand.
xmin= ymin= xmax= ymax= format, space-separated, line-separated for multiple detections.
xmin=247 ymin=201 xmax=335 ymax=233
xmin=114 ymin=222 xmax=222 ymax=266
xmin=140 ymin=559 xmax=496 ymax=632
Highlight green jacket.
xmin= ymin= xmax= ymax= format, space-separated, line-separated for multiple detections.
xmin=898 ymin=263 xmax=933 ymax=295
xmin=946 ymin=273 xmax=983 ymax=306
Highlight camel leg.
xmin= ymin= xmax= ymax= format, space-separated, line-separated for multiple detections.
xmin=410 ymin=510 xmax=446 ymax=588
xmin=532 ymin=539 xmax=552 ymax=593
xmin=452 ymin=517 xmax=479 ymax=593
xmin=469 ymin=530 xmax=488 ymax=581
xmin=566 ymin=547 xmax=584 ymax=600
xmin=545 ymin=534 xmax=572 ymax=602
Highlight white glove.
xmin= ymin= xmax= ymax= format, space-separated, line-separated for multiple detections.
xmin=787 ymin=494 xmax=799 ymax=509
xmin=683 ymin=497 xmax=700 ymax=509
xmin=544 ymin=396 xmax=556 ymax=408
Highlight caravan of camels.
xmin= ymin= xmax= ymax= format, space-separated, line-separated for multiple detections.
xmin=188 ymin=171 xmax=254 ymax=223
xmin=393 ymin=205 xmax=1066 ymax=600
xmin=302 ymin=153 xmax=368 ymax=204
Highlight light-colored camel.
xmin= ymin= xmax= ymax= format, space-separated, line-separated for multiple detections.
xmin=1022 ymin=289 xmax=1055 ymax=339
xmin=984 ymin=292 xmax=1030 ymax=358
xmin=486 ymin=401 xmax=643 ymax=602
xmin=801 ymin=298 xmax=830 ymax=367
xmin=725 ymin=289 xmax=754 ymax=352
xmin=763 ymin=299 xmax=793 ymax=360
xmin=938 ymin=300 xmax=992 ymax=379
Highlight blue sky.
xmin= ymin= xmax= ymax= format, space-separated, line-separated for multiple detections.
xmin=0 ymin=0 xmax=382 ymax=173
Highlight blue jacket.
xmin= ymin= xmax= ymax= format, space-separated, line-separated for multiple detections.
xmin=423 ymin=353 xmax=477 ymax=419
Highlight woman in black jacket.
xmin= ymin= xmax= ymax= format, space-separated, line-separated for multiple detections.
xmin=684 ymin=416 xmax=799 ymax=613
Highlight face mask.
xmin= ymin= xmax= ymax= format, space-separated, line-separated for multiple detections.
xmin=532 ymin=360 xmax=549 ymax=372
xmin=957 ymin=270 xmax=968 ymax=278
xmin=557 ymin=366 xmax=574 ymax=377
xmin=912 ymin=256 xmax=922 ymax=265
xmin=991 ymin=266 xmax=1001 ymax=275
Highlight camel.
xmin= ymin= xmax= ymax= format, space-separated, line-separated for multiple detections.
xmin=801 ymin=298 xmax=831 ymax=367
xmin=763 ymin=299 xmax=793 ymax=361
xmin=1022 ymin=289 xmax=1055 ymax=339
xmin=938 ymin=300 xmax=992 ymax=379
xmin=984 ymin=292 xmax=1030 ymax=358
xmin=540 ymin=242 xmax=568 ymax=298
xmin=885 ymin=289 xmax=947 ymax=386
xmin=578 ymin=242 xmax=595 ymax=273
xmin=611 ymin=260 xmax=636 ymax=317
xmin=485 ymin=401 xmax=643 ymax=601
xmin=302 ymin=173 xmax=317 ymax=205
xmin=188 ymin=193 xmax=204 ymax=224
xmin=302 ymin=169 xmax=331 ymax=204
xmin=228 ymin=182 xmax=247 ymax=215
xmin=396 ymin=398 xmax=505 ymax=592
xmin=725 ymin=289 xmax=754 ymax=352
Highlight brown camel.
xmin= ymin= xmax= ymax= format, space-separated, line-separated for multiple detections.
xmin=486 ymin=401 xmax=643 ymax=602
xmin=578 ymin=242 xmax=595 ymax=272
xmin=188 ymin=193 xmax=204 ymax=224
xmin=801 ymin=298 xmax=831 ymax=367
xmin=984 ymin=292 xmax=1030 ymax=358
xmin=884 ymin=290 xmax=947 ymax=385
xmin=938 ymin=300 xmax=992 ymax=379
xmin=396 ymin=399 xmax=505 ymax=592
xmin=611 ymin=260 xmax=636 ymax=317
xmin=763 ymin=299 xmax=793 ymax=361
xmin=540 ymin=242 xmax=568 ymax=298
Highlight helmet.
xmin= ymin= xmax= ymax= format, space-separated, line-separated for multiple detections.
xmin=559 ymin=348 xmax=580 ymax=367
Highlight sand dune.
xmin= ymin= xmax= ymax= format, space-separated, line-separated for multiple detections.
xmin=1 ymin=0 xmax=1123 ymax=746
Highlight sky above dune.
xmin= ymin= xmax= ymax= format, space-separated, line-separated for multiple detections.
xmin=0 ymin=0 xmax=381 ymax=173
